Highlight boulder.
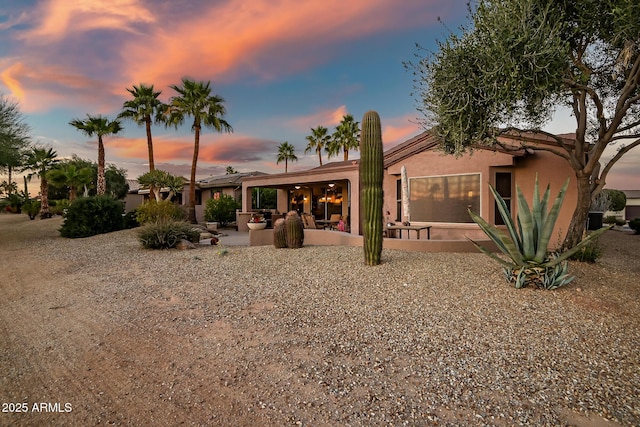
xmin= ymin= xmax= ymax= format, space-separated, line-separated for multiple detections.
xmin=176 ymin=239 xmax=196 ymax=250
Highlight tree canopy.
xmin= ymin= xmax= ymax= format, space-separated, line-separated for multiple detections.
xmin=409 ymin=0 xmax=640 ymax=247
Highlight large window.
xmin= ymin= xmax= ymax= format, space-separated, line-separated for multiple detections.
xmin=410 ymin=173 xmax=480 ymax=223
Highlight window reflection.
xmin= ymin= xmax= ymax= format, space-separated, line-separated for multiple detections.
xmin=410 ymin=174 xmax=480 ymax=223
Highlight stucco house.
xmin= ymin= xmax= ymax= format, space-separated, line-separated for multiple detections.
xmin=620 ymin=190 xmax=640 ymax=221
xmin=241 ymin=130 xmax=579 ymax=246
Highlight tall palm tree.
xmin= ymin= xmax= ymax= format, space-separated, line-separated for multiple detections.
xmin=24 ymin=146 xmax=58 ymax=218
xmin=276 ymin=141 xmax=298 ymax=173
xmin=47 ymin=163 xmax=93 ymax=202
xmin=118 ymin=83 xmax=166 ymax=173
xmin=165 ymin=78 xmax=233 ymax=223
xmin=69 ymin=115 xmax=123 ymax=195
xmin=305 ymin=126 xmax=330 ymax=166
xmin=328 ymin=114 xmax=360 ymax=161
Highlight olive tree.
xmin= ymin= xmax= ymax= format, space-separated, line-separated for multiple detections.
xmin=408 ymin=0 xmax=640 ymax=248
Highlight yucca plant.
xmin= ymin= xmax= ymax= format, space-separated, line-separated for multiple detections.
xmin=468 ymin=176 xmax=611 ymax=289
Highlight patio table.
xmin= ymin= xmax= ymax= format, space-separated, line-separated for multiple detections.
xmin=385 ymin=224 xmax=432 ymax=240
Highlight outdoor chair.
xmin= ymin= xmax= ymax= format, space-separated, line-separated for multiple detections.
xmin=302 ymin=213 xmax=323 ymax=229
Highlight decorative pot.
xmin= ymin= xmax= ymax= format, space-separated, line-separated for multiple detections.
xmin=247 ymin=222 xmax=267 ymax=230
xmin=206 ymin=222 xmax=219 ymax=231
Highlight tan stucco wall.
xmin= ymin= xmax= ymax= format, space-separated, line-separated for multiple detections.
xmin=384 ymin=148 xmax=577 ymax=248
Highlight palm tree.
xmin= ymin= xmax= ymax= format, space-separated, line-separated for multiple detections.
xmin=276 ymin=141 xmax=298 ymax=173
xmin=165 ymin=78 xmax=233 ymax=223
xmin=225 ymin=166 xmax=238 ymax=174
xmin=327 ymin=114 xmax=360 ymax=161
xmin=47 ymin=163 xmax=93 ymax=202
xmin=305 ymin=126 xmax=330 ymax=166
xmin=118 ymin=84 xmax=166 ymax=177
xmin=69 ymin=115 xmax=123 ymax=195
xmin=24 ymin=146 xmax=58 ymax=218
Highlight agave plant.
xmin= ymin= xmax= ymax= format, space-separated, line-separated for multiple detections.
xmin=468 ymin=176 xmax=611 ymax=289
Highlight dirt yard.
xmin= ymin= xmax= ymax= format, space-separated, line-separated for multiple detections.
xmin=1 ymin=214 xmax=639 ymax=426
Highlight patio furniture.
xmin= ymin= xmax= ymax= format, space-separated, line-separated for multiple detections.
xmin=302 ymin=213 xmax=323 ymax=229
xmin=384 ymin=224 xmax=432 ymax=240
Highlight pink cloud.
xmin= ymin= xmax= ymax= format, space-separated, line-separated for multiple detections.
xmin=382 ymin=114 xmax=422 ymax=147
xmin=120 ymin=0 xmax=453 ymax=87
xmin=288 ymin=105 xmax=349 ymax=132
xmin=17 ymin=0 xmax=155 ymax=43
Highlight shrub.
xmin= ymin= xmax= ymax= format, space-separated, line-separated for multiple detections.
xmin=204 ymin=194 xmax=240 ymax=227
xmin=630 ymin=218 xmax=640 ymax=234
xmin=22 ymin=199 xmax=41 ymax=220
xmin=49 ymin=199 xmax=70 ymax=216
xmin=569 ymin=238 xmax=602 ymax=263
xmin=59 ymin=195 xmax=124 ymax=238
xmin=137 ymin=220 xmax=200 ymax=249
xmin=135 ymin=200 xmax=186 ymax=224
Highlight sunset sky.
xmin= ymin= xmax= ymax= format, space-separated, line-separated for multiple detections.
xmin=1 ymin=0 xmax=638 ymax=189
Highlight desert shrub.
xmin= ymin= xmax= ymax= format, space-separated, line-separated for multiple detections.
xmin=22 ymin=199 xmax=41 ymax=220
xmin=629 ymin=218 xmax=640 ymax=234
xmin=135 ymin=200 xmax=186 ymax=224
xmin=569 ymin=238 xmax=602 ymax=263
xmin=603 ymin=215 xmax=617 ymax=224
xmin=204 ymin=194 xmax=240 ymax=227
xmin=59 ymin=195 xmax=124 ymax=238
xmin=49 ymin=199 xmax=70 ymax=216
xmin=137 ymin=220 xmax=200 ymax=249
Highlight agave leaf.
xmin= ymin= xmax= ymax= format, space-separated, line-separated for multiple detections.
xmin=534 ymin=178 xmax=570 ymax=262
xmin=543 ymin=225 xmax=613 ymax=267
xmin=516 ymin=184 xmax=536 ymax=260
xmin=466 ymin=237 xmax=518 ymax=269
xmin=468 ymin=209 xmax=525 ymax=265
xmin=489 ymin=184 xmax=522 ymax=251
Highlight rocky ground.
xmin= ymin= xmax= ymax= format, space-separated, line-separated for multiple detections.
xmin=0 ymin=214 xmax=638 ymax=426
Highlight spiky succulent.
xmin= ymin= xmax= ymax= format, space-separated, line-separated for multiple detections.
xmin=469 ymin=175 xmax=611 ymax=289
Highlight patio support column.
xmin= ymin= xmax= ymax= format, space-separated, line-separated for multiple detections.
xmin=242 ymin=186 xmax=253 ymax=212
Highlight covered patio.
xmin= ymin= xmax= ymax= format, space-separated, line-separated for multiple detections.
xmin=240 ymin=160 xmax=361 ymax=234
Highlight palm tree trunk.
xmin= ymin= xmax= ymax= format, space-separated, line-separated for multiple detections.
xmin=344 ymin=148 xmax=348 ymax=161
xmin=285 ymin=159 xmax=288 ymax=173
xmin=7 ymin=166 xmax=13 ymax=194
xmin=69 ymin=186 xmax=77 ymax=202
xmin=188 ymin=126 xmax=200 ymax=223
xmin=318 ymin=149 xmax=323 ymax=166
xmin=97 ymin=136 xmax=106 ymax=195
xmin=145 ymin=117 xmax=155 ymax=171
xmin=40 ymin=176 xmax=51 ymax=219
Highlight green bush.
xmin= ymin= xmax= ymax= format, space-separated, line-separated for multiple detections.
xmin=49 ymin=199 xmax=70 ymax=216
xmin=59 ymin=195 xmax=124 ymax=238
xmin=204 ymin=194 xmax=240 ymax=227
xmin=569 ymin=238 xmax=602 ymax=263
xmin=137 ymin=220 xmax=200 ymax=249
xmin=22 ymin=199 xmax=41 ymax=220
xmin=135 ymin=200 xmax=186 ymax=224
xmin=630 ymin=218 xmax=640 ymax=234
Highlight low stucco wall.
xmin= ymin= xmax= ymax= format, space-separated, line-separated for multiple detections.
xmin=249 ymin=229 xmax=498 ymax=253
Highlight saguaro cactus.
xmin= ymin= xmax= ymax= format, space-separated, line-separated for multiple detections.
xmin=359 ymin=110 xmax=384 ymax=265
xmin=284 ymin=211 xmax=304 ymax=249
xmin=273 ymin=218 xmax=287 ymax=248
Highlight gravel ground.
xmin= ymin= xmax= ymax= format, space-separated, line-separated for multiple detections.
xmin=1 ymin=214 xmax=639 ymax=426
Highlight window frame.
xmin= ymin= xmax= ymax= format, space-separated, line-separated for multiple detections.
xmin=408 ymin=172 xmax=482 ymax=224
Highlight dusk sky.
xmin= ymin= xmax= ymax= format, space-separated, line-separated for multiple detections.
xmin=1 ymin=0 xmax=638 ymax=190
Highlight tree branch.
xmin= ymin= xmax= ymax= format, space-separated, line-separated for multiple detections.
xmin=599 ymin=137 xmax=640 ymax=187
